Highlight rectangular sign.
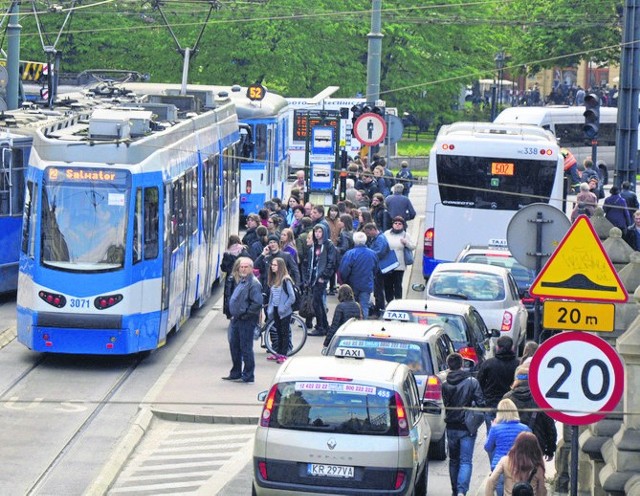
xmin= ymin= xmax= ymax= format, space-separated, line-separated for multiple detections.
xmin=543 ymin=300 xmax=615 ymax=332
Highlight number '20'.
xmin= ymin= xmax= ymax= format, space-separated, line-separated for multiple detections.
xmin=546 ymin=357 xmax=610 ymax=401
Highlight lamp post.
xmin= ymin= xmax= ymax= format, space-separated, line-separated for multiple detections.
xmin=495 ymin=50 xmax=506 ymax=114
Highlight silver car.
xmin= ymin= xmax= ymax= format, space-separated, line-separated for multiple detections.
xmin=253 ymin=355 xmax=431 ymax=495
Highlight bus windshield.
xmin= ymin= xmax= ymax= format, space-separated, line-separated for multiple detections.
xmin=41 ymin=167 xmax=130 ymax=271
xmin=436 ymin=155 xmax=557 ymax=210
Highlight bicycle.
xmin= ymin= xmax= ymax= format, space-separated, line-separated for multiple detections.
xmin=254 ymin=312 xmax=308 ymax=358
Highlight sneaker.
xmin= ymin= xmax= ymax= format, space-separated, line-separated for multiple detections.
xmin=266 ymin=354 xmax=278 ymax=361
xmin=276 ymin=355 xmax=287 ymax=364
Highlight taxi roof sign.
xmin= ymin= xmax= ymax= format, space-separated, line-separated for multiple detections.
xmin=529 ymin=215 xmax=628 ymax=303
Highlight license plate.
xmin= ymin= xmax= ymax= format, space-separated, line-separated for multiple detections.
xmin=308 ymin=463 xmax=355 ymax=478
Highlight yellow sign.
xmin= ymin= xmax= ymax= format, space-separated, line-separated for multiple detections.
xmin=529 ymin=215 xmax=628 ymax=302
xmin=543 ymin=300 xmax=615 ymax=332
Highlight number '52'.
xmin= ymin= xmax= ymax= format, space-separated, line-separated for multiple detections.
xmin=546 ymin=357 xmax=610 ymax=401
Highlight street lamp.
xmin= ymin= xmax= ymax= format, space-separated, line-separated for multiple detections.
xmin=495 ymin=50 xmax=506 ymax=112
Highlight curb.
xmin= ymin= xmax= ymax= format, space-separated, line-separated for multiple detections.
xmin=0 ymin=327 xmax=16 ymax=349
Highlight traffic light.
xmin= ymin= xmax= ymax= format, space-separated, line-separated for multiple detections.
xmin=583 ymin=93 xmax=600 ymax=139
xmin=350 ymin=104 xmax=364 ymax=136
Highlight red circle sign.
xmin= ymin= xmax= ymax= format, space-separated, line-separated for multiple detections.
xmin=529 ymin=332 xmax=624 ymax=425
xmin=353 ymin=113 xmax=387 ymax=146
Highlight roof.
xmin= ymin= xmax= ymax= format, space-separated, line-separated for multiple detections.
xmin=431 ymin=262 xmax=511 ymax=277
xmin=277 ymin=355 xmax=403 ymax=384
xmin=385 ymin=298 xmax=473 ymax=315
xmin=334 ymin=319 xmax=443 ymax=341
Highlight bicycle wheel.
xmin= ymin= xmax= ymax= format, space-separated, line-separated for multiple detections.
xmin=263 ymin=314 xmax=308 ymax=357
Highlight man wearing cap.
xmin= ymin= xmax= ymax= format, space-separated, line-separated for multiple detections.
xmin=395 ymin=160 xmax=414 ymax=196
xmin=254 ymin=234 xmax=300 ymax=297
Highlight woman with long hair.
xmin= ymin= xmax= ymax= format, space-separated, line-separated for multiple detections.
xmin=356 ymin=210 xmax=373 ymax=232
xmin=285 ymin=196 xmax=300 ymax=227
xmin=279 ymin=227 xmax=298 ymax=263
xmin=370 ymin=192 xmax=391 ymax=231
xmin=485 ymin=431 xmax=547 ymax=495
xmin=326 ymin=205 xmax=341 ymax=295
xmin=484 ymin=398 xmax=532 ymax=496
xmin=249 ymin=225 xmax=269 ymax=261
xmin=266 ymin=258 xmax=296 ymax=364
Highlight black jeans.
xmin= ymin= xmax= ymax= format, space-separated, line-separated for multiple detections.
xmin=273 ymin=308 xmax=292 ymax=356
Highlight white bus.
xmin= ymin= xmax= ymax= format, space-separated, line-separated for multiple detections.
xmin=422 ymin=122 xmax=564 ymax=280
xmin=494 ymin=105 xmax=617 ymax=168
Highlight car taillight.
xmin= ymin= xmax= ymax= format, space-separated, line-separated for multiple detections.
xmin=423 ymin=375 xmax=442 ymax=401
xmin=459 ymin=346 xmax=479 ymax=365
xmin=258 ymin=460 xmax=268 ymax=480
xmin=394 ymin=392 xmax=410 ymax=436
xmin=424 ymin=228 xmax=434 ymax=258
xmin=501 ymin=311 xmax=513 ymax=332
xmin=260 ymin=385 xmax=278 ymax=427
xmin=394 ymin=470 xmax=406 ymax=490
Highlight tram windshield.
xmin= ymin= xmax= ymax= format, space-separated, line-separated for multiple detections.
xmin=41 ymin=167 xmax=130 ymax=271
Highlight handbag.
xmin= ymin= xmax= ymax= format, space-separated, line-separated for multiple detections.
xmin=298 ymin=288 xmax=315 ymax=319
xmin=463 ymin=408 xmax=484 ymax=436
xmin=511 ymin=467 xmax=537 ymax=496
xmin=380 ymin=249 xmax=400 ymax=274
xmin=403 ymin=246 xmax=414 ymax=266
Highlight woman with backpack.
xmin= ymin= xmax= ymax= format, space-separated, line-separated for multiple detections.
xmin=485 ymin=431 xmax=547 ymax=496
xmin=266 ymin=257 xmax=297 ymax=364
xmin=322 ymin=284 xmax=362 ymax=351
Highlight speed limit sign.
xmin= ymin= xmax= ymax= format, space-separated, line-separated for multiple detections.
xmin=529 ymin=332 xmax=624 ymax=425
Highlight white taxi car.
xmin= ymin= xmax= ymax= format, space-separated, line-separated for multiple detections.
xmin=326 ymin=319 xmax=454 ymax=461
xmin=253 ymin=355 xmax=431 ymax=495
xmin=424 ymin=262 xmax=528 ymax=353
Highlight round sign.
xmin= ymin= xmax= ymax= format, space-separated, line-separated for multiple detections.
xmin=529 ymin=332 xmax=624 ymax=425
xmin=354 ymin=112 xmax=387 ymax=146
xmin=506 ymin=203 xmax=570 ymax=271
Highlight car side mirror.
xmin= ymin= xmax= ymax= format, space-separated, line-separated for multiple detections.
xmin=486 ymin=329 xmax=500 ymax=338
xmin=463 ymin=358 xmax=476 ymax=371
xmin=412 ymin=283 xmax=426 ymax=292
xmin=257 ymin=391 xmax=268 ymax=402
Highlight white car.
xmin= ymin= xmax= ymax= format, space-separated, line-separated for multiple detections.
xmin=424 ymin=262 xmax=528 ymax=353
xmin=253 ymin=355 xmax=431 ymax=495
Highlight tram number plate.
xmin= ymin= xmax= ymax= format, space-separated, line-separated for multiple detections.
xmin=308 ymin=463 xmax=355 ymax=478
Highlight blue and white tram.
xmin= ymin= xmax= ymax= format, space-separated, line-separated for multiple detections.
xmin=17 ymin=87 xmax=242 ymax=354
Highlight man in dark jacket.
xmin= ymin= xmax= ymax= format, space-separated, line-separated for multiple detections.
xmin=503 ymin=365 xmax=557 ymax=461
xmin=363 ymin=222 xmax=390 ymax=317
xmin=477 ymin=336 xmax=520 ymax=432
xmin=385 ymin=183 xmax=416 ymax=221
xmin=241 ymin=214 xmax=261 ymax=249
xmin=442 ymin=352 xmax=485 ymax=496
xmin=302 ymin=226 xmax=337 ymax=336
xmin=223 ymin=257 xmax=263 ymax=383
xmin=339 ymin=231 xmax=378 ymax=318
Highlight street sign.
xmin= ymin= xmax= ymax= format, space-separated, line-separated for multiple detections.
xmin=353 ymin=112 xmax=387 ymax=146
xmin=529 ymin=331 xmax=624 ymax=425
xmin=543 ymin=300 xmax=615 ymax=332
xmin=529 ymin=215 xmax=628 ymax=302
xmin=507 ymin=203 xmax=571 ymax=271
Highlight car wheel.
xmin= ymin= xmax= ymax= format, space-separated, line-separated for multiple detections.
xmin=414 ymin=459 xmax=429 ymax=496
xmin=428 ymin=434 xmax=447 ymax=460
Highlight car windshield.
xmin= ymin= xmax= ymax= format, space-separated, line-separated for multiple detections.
xmin=404 ymin=312 xmax=468 ymax=344
xmin=272 ymin=381 xmax=396 ymax=435
xmin=332 ymin=338 xmax=429 ymax=374
xmin=461 ymin=253 xmax=535 ymax=291
xmin=429 ymin=271 xmax=505 ymax=301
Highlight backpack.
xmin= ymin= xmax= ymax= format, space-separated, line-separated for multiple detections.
xmin=511 ymin=467 xmax=537 ymax=496
xmin=283 ymin=278 xmax=302 ymax=312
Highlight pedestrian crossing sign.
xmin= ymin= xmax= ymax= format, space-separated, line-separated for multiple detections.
xmin=529 ymin=215 xmax=628 ymax=302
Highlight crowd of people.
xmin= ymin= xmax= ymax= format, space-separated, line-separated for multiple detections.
xmin=219 ymin=155 xmax=417 ymax=382
xmin=443 ymin=337 xmax=557 ymax=496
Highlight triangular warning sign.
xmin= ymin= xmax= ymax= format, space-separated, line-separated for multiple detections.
xmin=529 ymin=215 xmax=628 ymax=302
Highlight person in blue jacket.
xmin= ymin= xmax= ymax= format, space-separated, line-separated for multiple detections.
xmin=338 ymin=231 xmax=379 ymax=318
xmin=363 ymin=222 xmax=390 ymax=317
xmin=484 ymin=398 xmax=532 ymax=496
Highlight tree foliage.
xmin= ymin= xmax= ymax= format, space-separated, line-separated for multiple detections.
xmin=2 ymin=0 xmax=621 ymax=125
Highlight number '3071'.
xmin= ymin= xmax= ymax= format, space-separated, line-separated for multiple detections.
xmin=70 ymin=298 xmax=90 ymax=308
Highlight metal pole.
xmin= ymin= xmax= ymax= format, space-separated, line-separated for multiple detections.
xmin=6 ymin=1 xmax=21 ymax=110
xmin=570 ymin=425 xmax=579 ymax=496
xmin=366 ymin=0 xmax=383 ymax=106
